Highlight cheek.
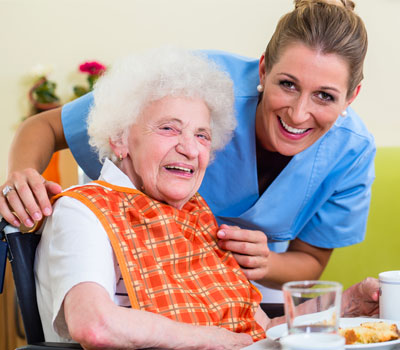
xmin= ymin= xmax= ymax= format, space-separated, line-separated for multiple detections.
xmin=198 ymin=150 xmax=211 ymax=173
xmin=136 ymin=149 xmax=163 ymax=178
xmin=314 ymin=107 xmax=340 ymax=129
xmin=140 ymin=138 xmax=171 ymax=164
xmin=263 ymin=89 xmax=289 ymax=113
xmin=148 ymin=151 xmax=164 ymax=171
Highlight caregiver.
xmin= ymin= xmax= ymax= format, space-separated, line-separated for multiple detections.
xmin=35 ymin=48 xmax=379 ymax=350
xmin=1 ymin=0 xmax=375 ymax=303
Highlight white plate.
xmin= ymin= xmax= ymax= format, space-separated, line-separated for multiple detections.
xmin=266 ymin=317 xmax=400 ymax=350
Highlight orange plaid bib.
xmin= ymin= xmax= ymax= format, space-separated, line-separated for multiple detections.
xmin=55 ymin=180 xmax=265 ymax=341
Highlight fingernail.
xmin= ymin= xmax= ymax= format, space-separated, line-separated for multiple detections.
xmin=43 ymin=207 xmax=51 ymax=216
xmin=33 ymin=212 xmax=42 ymax=221
xmin=217 ymin=230 xmax=226 ymax=238
xmin=25 ymin=219 xmax=34 ymax=227
xmin=13 ymin=220 xmax=20 ymax=227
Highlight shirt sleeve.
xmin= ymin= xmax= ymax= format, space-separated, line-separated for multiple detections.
xmin=41 ymin=196 xmax=116 ymax=338
xmin=298 ymin=141 xmax=376 ymax=248
xmin=61 ymin=92 xmax=102 ymax=180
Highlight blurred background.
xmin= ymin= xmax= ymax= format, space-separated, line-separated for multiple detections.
xmin=1 ymin=0 xmax=399 ymax=182
xmin=0 ymin=0 xmax=399 ymax=348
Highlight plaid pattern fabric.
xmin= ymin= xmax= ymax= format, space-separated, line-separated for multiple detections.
xmin=55 ymin=180 xmax=265 ymax=340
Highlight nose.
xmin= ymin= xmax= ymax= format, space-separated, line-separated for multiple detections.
xmin=287 ymin=95 xmax=311 ymax=125
xmin=175 ymin=134 xmax=199 ymax=159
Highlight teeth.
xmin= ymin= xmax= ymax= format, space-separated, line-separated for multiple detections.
xmin=165 ymin=166 xmax=193 ymax=173
xmin=280 ymin=117 xmax=308 ymax=135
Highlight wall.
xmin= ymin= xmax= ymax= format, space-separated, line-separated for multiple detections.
xmin=321 ymin=147 xmax=400 ymax=289
xmin=1 ymin=0 xmax=400 ymax=184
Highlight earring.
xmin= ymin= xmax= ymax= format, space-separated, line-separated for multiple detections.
xmin=341 ymin=110 xmax=348 ymax=117
xmin=119 ymin=153 xmax=123 ymax=161
xmin=257 ymin=84 xmax=264 ymax=93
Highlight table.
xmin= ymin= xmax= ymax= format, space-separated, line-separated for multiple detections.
xmin=242 ymin=338 xmax=281 ymax=349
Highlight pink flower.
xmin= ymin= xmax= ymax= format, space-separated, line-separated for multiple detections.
xmin=79 ymin=61 xmax=106 ymax=76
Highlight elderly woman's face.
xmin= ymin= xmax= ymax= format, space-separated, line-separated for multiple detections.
xmin=123 ymin=96 xmax=212 ymax=209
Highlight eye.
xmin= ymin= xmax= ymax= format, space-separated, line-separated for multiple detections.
xmin=317 ymin=91 xmax=335 ymax=102
xmin=279 ymin=80 xmax=296 ymax=90
xmin=196 ymin=132 xmax=211 ymax=143
xmin=158 ymin=124 xmax=179 ymax=134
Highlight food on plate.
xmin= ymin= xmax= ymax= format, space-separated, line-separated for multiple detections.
xmin=339 ymin=321 xmax=400 ymax=345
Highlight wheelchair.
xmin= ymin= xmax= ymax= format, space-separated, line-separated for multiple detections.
xmin=0 ymin=219 xmax=82 ymax=350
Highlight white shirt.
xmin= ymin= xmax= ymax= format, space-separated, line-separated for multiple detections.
xmin=34 ymin=159 xmax=135 ymax=341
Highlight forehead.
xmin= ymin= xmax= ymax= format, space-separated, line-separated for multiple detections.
xmin=140 ymin=96 xmax=211 ymax=126
xmin=272 ymin=43 xmax=350 ymax=90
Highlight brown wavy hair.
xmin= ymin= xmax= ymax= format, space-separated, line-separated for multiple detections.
xmin=264 ymin=0 xmax=367 ymax=98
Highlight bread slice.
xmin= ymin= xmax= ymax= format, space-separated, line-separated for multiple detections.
xmin=339 ymin=321 xmax=400 ymax=345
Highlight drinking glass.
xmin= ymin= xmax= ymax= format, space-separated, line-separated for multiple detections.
xmin=282 ymin=280 xmax=342 ymax=335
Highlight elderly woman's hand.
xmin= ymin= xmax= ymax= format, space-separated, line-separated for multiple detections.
xmin=217 ymin=224 xmax=270 ymax=281
xmin=341 ymin=277 xmax=379 ymax=317
xmin=202 ymin=326 xmax=253 ymax=350
xmin=0 ymin=168 xmax=62 ymax=228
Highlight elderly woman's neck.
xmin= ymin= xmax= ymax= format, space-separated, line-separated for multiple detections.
xmin=117 ymin=158 xmax=143 ymax=190
xmin=117 ymin=158 xmax=189 ymax=211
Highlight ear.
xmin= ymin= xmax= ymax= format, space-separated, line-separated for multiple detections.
xmin=258 ymin=54 xmax=266 ymax=85
xmin=346 ymin=84 xmax=361 ymax=107
xmin=109 ymin=137 xmax=128 ymax=159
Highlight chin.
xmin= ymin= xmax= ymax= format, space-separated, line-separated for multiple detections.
xmin=163 ymin=193 xmax=195 ymax=209
xmin=275 ymin=141 xmax=312 ymax=156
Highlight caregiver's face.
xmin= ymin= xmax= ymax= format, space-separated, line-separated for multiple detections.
xmin=256 ymin=43 xmax=359 ymax=156
xmin=127 ymin=96 xmax=211 ymax=209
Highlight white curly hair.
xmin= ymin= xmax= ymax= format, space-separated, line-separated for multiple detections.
xmin=87 ymin=47 xmax=236 ymax=163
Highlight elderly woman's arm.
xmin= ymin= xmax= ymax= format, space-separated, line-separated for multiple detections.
xmin=64 ymin=231 xmax=377 ymax=349
xmin=65 ymin=282 xmax=253 ymax=350
xmin=1 ymin=108 xmax=64 ymax=227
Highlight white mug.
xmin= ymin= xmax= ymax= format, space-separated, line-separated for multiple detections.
xmin=379 ymin=270 xmax=400 ymax=320
xmin=280 ymin=333 xmax=345 ymax=350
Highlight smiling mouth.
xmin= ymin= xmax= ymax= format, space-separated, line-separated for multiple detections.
xmin=164 ymin=165 xmax=194 ymax=174
xmin=279 ymin=117 xmax=311 ymax=135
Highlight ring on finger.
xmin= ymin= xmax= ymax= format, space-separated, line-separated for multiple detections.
xmin=2 ymin=185 xmax=14 ymax=197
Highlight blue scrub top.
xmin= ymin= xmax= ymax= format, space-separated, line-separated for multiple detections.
xmin=62 ymin=50 xmax=376 ymax=252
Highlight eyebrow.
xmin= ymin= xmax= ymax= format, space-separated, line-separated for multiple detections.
xmin=160 ymin=117 xmax=211 ymax=133
xmin=278 ymin=73 xmax=341 ymax=93
xmin=160 ymin=117 xmax=183 ymax=125
xmin=197 ymin=127 xmax=212 ymax=134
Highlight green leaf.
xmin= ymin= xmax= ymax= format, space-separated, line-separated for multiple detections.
xmin=87 ymin=74 xmax=100 ymax=90
xmin=73 ymin=86 xmax=89 ymax=97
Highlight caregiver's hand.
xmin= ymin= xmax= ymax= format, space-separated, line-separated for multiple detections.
xmin=341 ymin=277 xmax=379 ymax=317
xmin=217 ymin=224 xmax=270 ymax=280
xmin=0 ymin=168 xmax=62 ymax=228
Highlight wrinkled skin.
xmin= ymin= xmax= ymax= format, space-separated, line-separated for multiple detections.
xmin=341 ymin=277 xmax=379 ymax=317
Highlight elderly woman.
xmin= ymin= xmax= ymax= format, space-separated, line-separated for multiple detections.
xmin=35 ymin=48 xmax=264 ymax=350
xmin=34 ymin=47 xmax=378 ymax=350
